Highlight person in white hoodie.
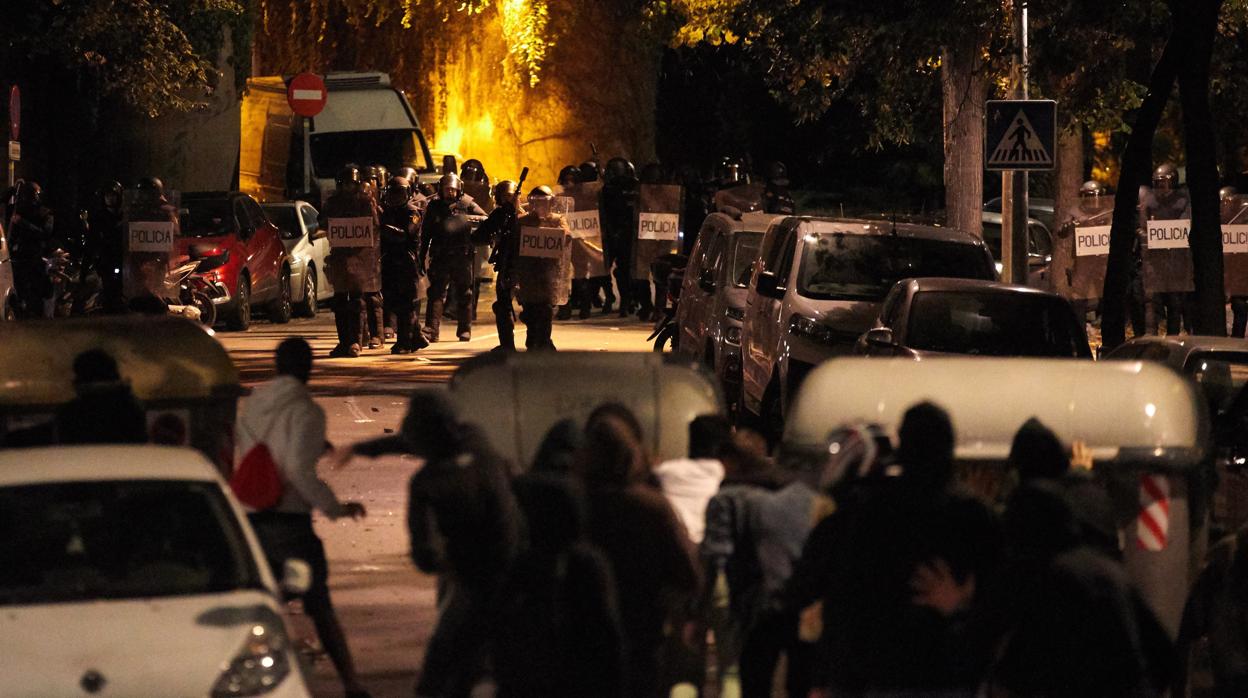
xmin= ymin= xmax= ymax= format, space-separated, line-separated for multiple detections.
xmin=652 ymin=415 xmax=731 ymax=545
xmin=237 ymin=337 xmax=370 ymax=698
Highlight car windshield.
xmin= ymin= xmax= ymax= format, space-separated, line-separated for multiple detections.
xmin=981 ymin=222 xmax=1052 ymax=260
xmin=797 ymin=233 xmax=993 ymax=301
xmin=311 ymin=130 xmax=421 ymax=179
xmin=731 ymin=232 xmax=763 ymax=287
xmin=906 ymin=290 xmax=1087 ymax=357
xmin=1188 ymin=351 xmax=1248 ymax=411
xmin=179 ymin=199 xmax=234 ymax=238
xmin=262 ymin=206 xmax=302 ymax=240
xmin=0 ymin=480 xmax=260 ymax=605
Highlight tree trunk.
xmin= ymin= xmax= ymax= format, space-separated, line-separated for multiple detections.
xmin=1177 ymin=0 xmax=1226 ymax=335
xmin=1052 ymin=122 xmax=1085 ymax=296
xmin=1101 ymin=37 xmax=1180 ymax=350
xmin=941 ymin=43 xmax=986 ymax=237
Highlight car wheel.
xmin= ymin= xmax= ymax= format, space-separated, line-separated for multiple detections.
xmin=294 ymin=268 xmax=317 ymax=318
xmin=226 ymin=275 xmax=251 ymax=331
xmin=269 ymin=268 xmax=292 ymax=324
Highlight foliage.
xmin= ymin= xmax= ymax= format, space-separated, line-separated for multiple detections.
xmin=0 ymin=0 xmax=249 ymax=117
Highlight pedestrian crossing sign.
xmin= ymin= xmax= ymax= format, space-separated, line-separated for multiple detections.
xmin=985 ymin=100 xmax=1056 ymax=171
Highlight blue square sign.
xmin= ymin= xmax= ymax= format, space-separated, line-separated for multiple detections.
xmin=985 ymin=100 xmax=1056 ymax=171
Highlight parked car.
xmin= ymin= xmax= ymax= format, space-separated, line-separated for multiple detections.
xmin=0 ymin=219 xmax=14 ymax=321
xmin=676 ymin=210 xmax=776 ymax=407
xmin=980 ymin=210 xmax=1053 ymax=287
xmin=739 ymin=216 xmax=997 ymax=435
xmin=983 ymin=195 xmax=1056 ymax=232
xmin=0 ymin=445 xmax=313 ymax=697
xmin=855 ymin=277 xmax=1092 ymax=359
xmin=262 ymin=201 xmax=334 ymax=317
xmin=177 ymin=192 xmax=292 ymax=331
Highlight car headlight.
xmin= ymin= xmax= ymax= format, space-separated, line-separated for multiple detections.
xmin=211 ymin=622 xmax=291 ymax=697
xmin=726 ymin=325 xmax=742 ymax=345
xmin=725 ymin=306 xmax=745 ymax=321
xmin=789 ymin=315 xmax=853 ymax=347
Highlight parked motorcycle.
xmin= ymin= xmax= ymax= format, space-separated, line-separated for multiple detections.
xmin=162 ymin=251 xmax=228 ymax=326
xmin=648 ymin=253 xmax=687 ymax=352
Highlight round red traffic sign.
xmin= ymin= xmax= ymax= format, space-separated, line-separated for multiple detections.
xmin=9 ymin=85 xmax=19 ymax=141
xmin=287 ymin=73 xmax=326 ymax=118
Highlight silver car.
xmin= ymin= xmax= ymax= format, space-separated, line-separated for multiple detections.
xmin=676 ymin=211 xmax=776 ymax=406
xmin=261 ymin=201 xmax=334 ymax=316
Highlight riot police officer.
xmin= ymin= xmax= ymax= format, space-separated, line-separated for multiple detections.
xmin=601 ymin=157 xmax=639 ymax=318
xmin=361 ymin=165 xmax=390 ymax=346
xmin=512 ymin=186 xmax=572 ymax=350
xmin=579 ymin=161 xmax=600 ymax=184
xmin=380 ymin=176 xmax=429 ymax=354
xmin=1143 ymin=163 xmax=1193 ymax=335
xmin=88 ymin=181 xmax=126 ymax=313
xmin=320 ymin=165 xmax=379 ymax=358
xmin=763 ymin=161 xmax=796 ymax=215
xmin=461 ymin=159 xmax=489 ymax=187
xmin=474 ymin=180 xmax=522 ymax=351
xmin=556 ymin=166 xmax=582 ymax=321
xmin=421 ymin=173 xmax=486 ymax=341
xmin=125 ymin=177 xmax=179 ymax=311
xmin=8 ymin=181 xmax=55 ymax=318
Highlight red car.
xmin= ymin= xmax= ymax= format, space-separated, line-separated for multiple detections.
xmin=177 ymin=192 xmax=292 ymax=330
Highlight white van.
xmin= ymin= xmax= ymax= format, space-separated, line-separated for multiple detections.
xmin=449 ymin=352 xmax=725 ymax=468
xmin=784 ymin=357 xmax=1208 ymax=636
xmin=240 ymin=72 xmax=437 ymax=204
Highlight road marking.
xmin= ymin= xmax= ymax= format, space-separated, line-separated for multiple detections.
xmin=346 ymin=397 xmax=374 ymax=424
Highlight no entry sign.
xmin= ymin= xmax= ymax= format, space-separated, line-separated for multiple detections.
xmin=287 ymin=73 xmax=327 ymax=118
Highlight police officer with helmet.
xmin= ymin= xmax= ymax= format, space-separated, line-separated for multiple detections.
xmin=8 ymin=180 xmax=56 ymax=318
xmin=320 ymin=165 xmax=379 ymax=358
xmin=511 ymin=185 xmax=572 ymax=350
xmin=88 ymin=181 xmax=127 ymax=313
xmin=380 ymin=176 xmax=430 ymax=354
xmin=473 ymin=180 xmax=523 ymax=351
xmin=601 ymin=157 xmax=639 ymax=318
xmin=763 ymin=161 xmax=796 ymax=215
xmin=421 ymin=173 xmax=486 ymax=341
xmin=1142 ymin=163 xmax=1193 ymax=335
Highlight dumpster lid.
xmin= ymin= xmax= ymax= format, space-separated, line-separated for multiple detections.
xmin=0 ymin=317 xmax=240 ymax=408
xmin=784 ymin=358 xmax=1207 ymax=468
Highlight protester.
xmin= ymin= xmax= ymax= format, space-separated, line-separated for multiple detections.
xmin=235 ymin=338 xmax=370 ymax=698
xmin=335 ymin=388 xmax=520 ymax=697
xmin=578 ymin=408 xmax=700 ymax=698
xmin=55 ymin=349 xmax=148 ymax=444
xmin=653 ymin=415 xmax=731 ymax=544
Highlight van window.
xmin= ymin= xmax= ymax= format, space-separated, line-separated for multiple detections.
xmin=705 ymin=233 xmax=727 ymax=282
xmin=906 ymin=290 xmax=1087 ymax=357
xmin=310 ymin=130 xmax=421 ymax=179
xmin=797 ymin=234 xmax=994 ymax=301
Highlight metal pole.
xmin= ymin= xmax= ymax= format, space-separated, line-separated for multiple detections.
xmin=1002 ymin=0 xmax=1030 ymax=285
xmin=302 ymin=117 xmax=312 ymax=196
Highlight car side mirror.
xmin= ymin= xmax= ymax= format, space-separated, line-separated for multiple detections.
xmin=865 ymin=327 xmax=896 ymax=348
xmin=310 ymin=228 xmax=327 ymax=241
xmin=281 ymin=559 xmax=312 ymax=595
xmin=756 ymin=271 xmax=785 ymax=299
xmin=698 ymin=268 xmax=715 ymax=292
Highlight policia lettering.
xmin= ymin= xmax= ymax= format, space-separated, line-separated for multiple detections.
xmin=328 ymin=217 xmax=375 ymax=247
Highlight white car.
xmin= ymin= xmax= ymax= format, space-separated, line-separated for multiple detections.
xmin=262 ymin=201 xmax=334 ymax=317
xmin=0 ymin=219 xmax=15 ymax=321
xmin=0 ymin=446 xmax=312 ymax=697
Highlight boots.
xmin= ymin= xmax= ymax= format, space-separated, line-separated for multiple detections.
xmin=494 ymin=297 xmax=516 ymax=351
xmin=331 ymin=294 xmax=363 ymax=358
xmin=410 ymin=300 xmax=430 ymax=350
xmin=633 ymin=280 xmax=654 ymax=322
xmin=597 ymin=277 xmax=615 ymax=315
xmin=392 ymin=306 xmax=414 ymax=354
xmin=425 ymin=299 xmax=443 ymax=342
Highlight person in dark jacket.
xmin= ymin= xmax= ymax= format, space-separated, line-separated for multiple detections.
xmin=88 ymin=181 xmax=127 ymax=313
xmin=494 ymin=472 xmax=625 ymax=698
xmin=335 ymin=389 xmax=520 ymax=697
xmin=473 ymin=180 xmax=522 ymax=351
xmin=379 ymin=176 xmax=429 ymax=354
xmin=421 ymin=174 xmax=486 ymax=342
xmin=55 ymin=349 xmax=148 ymax=444
xmin=578 ymin=409 xmax=701 ymax=697
xmin=8 ymin=180 xmax=56 ymax=318
xmin=600 ymin=158 xmax=639 ymax=318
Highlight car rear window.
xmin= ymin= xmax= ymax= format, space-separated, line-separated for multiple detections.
xmin=906 ymin=290 xmax=1088 ymax=357
xmin=179 ymin=199 xmax=235 ymax=238
xmin=0 ymin=479 xmax=260 ymax=605
xmin=262 ymin=206 xmax=302 ymax=240
xmin=797 ymin=233 xmax=994 ymax=301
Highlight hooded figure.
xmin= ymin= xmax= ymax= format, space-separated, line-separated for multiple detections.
xmin=55 ymin=349 xmax=148 ymax=445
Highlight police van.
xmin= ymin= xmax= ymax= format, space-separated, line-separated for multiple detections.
xmin=239 ymin=72 xmax=438 ymax=205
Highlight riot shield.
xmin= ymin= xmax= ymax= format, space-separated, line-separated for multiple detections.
xmin=713 ymin=182 xmax=766 ymax=214
xmin=1223 ymin=194 xmax=1248 ymax=296
xmin=516 ymin=205 xmax=573 ymax=306
xmin=326 ymin=215 xmax=381 ymax=293
xmin=1141 ymin=187 xmax=1193 ymax=295
xmin=1063 ymin=194 xmax=1115 ymax=300
xmin=124 ymin=189 xmax=181 ymax=300
xmin=561 ymin=182 xmax=608 ymax=280
xmin=635 ymin=183 xmax=682 ymax=281
xmin=463 ymin=181 xmax=494 ymax=214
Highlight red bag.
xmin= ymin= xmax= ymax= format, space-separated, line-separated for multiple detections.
xmin=230 ymin=443 xmax=284 ymax=510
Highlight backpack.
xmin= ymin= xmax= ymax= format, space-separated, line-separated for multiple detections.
xmin=229 ymin=416 xmax=284 ymax=511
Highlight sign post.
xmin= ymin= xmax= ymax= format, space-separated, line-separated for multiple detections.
xmin=287 ymin=73 xmax=327 ymax=197
xmin=7 ymin=85 xmax=19 ymax=188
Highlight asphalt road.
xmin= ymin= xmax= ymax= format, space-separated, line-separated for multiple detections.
xmin=217 ymin=296 xmax=655 ymax=697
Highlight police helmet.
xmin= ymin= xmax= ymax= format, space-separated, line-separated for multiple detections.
xmin=366 ymin=164 xmax=387 ymax=186
xmin=14 ymin=180 xmax=43 ymax=211
xmin=136 ymin=177 xmax=165 ymax=195
xmin=1079 ymin=180 xmax=1105 ymax=198
xmin=716 ymin=159 xmax=742 ymax=186
xmin=384 ymin=176 xmax=412 ymax=207
xmin=766 ymin=161 xmax=790 ymax=186
xmin=579 ymin=161 xmax=600 ymax=183
xmin=605 ymin=158 xmax=636 ymax=186
xmin=558 ymin=166 xmax=581 ymax=187
xmin=528 ymin=185 xmax=554 ymax=200
xmin=1221 ymin=186 xmax=1240 ymax=202
xmin=100 ymin=180 xmax=124 ymax=206
xmin=461 ymin=159 xmax=488 ymax=184
xmin=396 ymin=167 xmax=419 ymax=184
xmin=1153 ymin=163 xmax=1178 ymax=190
xmin=439 ymin=173 xmax=463 ymax=199
xmin=493 ymin=180 xmax=518 ymax=203
xmin=336 ymin=165 xmax=362 ymax=187
xmin=527 ymin=185 xmax=554 ymax=214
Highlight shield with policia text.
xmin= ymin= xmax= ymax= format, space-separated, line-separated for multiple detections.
xmin=1222 ymin=194 xmax=1248 ymax=297
xmin=562 ymin=182 xmax=608 ymax=279
xmin=124 ymin=188 xmax=181 ymax=299
xmin=1064 ymin=193 xmax=1115 ymax=301
xmin=1141 ymin=188 xmax=1193 ymax=295
xmin=635 ymin=183 xmax=682 ymax=281
xmin=327 ymin=215 xmax=381 ymax=293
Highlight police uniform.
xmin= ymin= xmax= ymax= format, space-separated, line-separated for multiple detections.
xmin=511 ymin=207 xmax=572 ymax=350
xmin=380 ymin=197 xmax=428 ymax=353
xmin=320 ymin=189 xmax=380 ymax=356
xmin=421 ymin=194 xmax=486 ymax=341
